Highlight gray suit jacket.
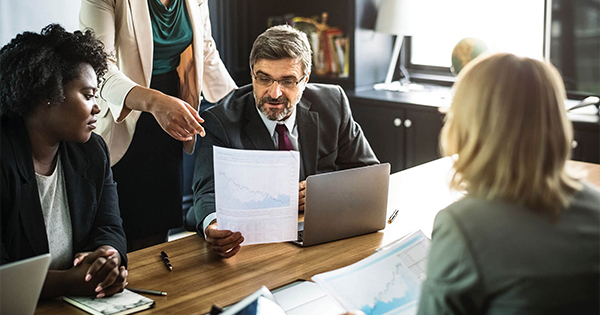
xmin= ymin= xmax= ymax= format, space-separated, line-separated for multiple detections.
xmin=192 ymin=83 xmax=378 ymax=233
xmin=418 ymin=182 xmax=600 ymax=315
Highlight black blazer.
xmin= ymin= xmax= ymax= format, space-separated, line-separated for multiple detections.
xmin=191 ymin=83 xmax=379 ymax=232
xmin=1 ymin=117 xmax=127 ymax=267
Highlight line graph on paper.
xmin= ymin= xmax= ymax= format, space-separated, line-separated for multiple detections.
xmin=213 ymin=147 xmax=298 ymax=212
xmin=313 ymin=232 xmax=430 ymax=315
xmin=213 ymin=147 xmax=300 ymax=245
xmin=216 ymin=170 xmax=291 ymax=209
xmin=359 ymin=262 xmax=421 ymax=315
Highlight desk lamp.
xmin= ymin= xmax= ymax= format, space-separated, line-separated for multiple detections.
xmin=374 ymin=0 xmax=416 ymax=91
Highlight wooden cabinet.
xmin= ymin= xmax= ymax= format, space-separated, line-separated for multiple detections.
xmin=349 ymin=94 xmax=444 ymax=173
xmin=350 ymin=103 xmax=405 ymax=172
xmin=572 ymin=121 xmax=600 ymax=163
xmin=403 ymin=109 xmax=445 ymax=169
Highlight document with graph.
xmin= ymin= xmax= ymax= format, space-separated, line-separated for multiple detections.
xmin=312 ymin=230 xmax=431 ymax=315
xmin=213 ymin=146 xmax=300 ymax=245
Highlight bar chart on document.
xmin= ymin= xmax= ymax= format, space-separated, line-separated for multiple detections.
xmin=213 ymin=146 xmax=300 ymax=245
xmin=312 ymin=231 xmax=431 ymax=315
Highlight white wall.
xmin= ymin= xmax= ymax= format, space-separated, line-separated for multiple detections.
xmin=0 ymin=0 xmax=81 ymax=46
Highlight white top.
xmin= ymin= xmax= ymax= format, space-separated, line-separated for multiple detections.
xmin=35 ymin=154 xmax=73 ymax=270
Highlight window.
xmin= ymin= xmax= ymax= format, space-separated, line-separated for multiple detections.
xmin=405 ymin=0 xmax=600 ymax=96
xmin=408 ymin=0 xmax=545 ymax=68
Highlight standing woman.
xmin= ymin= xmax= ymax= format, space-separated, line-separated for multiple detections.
xmin=417 ymin=53 xmax=600 ymax=314
xmin=0 ymin=24 xmax=128 ymax=299
xmin=80 ymin=0 xmax=237 ymax=251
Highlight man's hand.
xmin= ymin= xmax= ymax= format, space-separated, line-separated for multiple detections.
xmin=205 ymin=222 xmax=244 ymax=258
xmin=299 ymin=180 xmax=306 ymax=212
xmin=75 ymin=246 xmax=127 ymax=298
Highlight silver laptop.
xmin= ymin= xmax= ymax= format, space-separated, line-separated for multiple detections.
xmin=0 ymin=253 xmax=51 ymax=315
xmin=295 ymin=163 xmax=390 ymax=246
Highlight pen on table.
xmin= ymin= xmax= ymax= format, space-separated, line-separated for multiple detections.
xmin=161 ymin=251 xmax=172 ymax=271
xmin=128 ymin=287 xmax=167 ymax=296
xmin=210 ymin=304 xmax=224 ymax=315
xmin=388 ymin=209 xmax=399 ymax=224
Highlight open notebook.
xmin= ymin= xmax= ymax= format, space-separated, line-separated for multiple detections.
xmin=63 ymin=289 xmax=155 ymax=315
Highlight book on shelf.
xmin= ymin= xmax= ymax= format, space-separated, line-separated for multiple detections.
xmin=292 ymin=17 xmax=324 ymax=75
xmin=63 ymin=289 xmax=155 ymax=315
xmin=322 ymin=27 xmax=343 ymax=75
xmin=334 ymin=36 xmax=350 ymax=77
xmin=280 ymin=13 xmax=349 ymax=78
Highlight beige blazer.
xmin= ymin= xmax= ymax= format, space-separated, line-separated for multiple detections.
xmin=80 ymin=0 xmax=237 ymax=165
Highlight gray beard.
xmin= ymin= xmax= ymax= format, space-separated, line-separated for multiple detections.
xmin=255 ymin=94 xmax=294 ymax=121
xmin=258 ymin=102 xmax=292 ymax=121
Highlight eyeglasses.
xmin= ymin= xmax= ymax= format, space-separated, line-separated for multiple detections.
xmin=252 ymin=72 xmax=307 ymax=89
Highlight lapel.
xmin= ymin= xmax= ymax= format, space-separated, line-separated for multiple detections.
xmin=59 ymin=143 xmax=96 ymax=252
xmin=296 ymin=98 xmax=319 ymax=180
xmin=4 ymin=119 xmax=49 ymax=255
xmin=186 ymin=0 xmax=203 ymax=100
xmin=186 ymin=0 xmax=203 ymax=55
xmin=243 ymin=97 xmax=277 ymax=150
xmin=130 ymin=0 xmax=153 ymax=86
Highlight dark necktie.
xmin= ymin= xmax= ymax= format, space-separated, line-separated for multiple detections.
xmin=275 ymin=124 xmax=293 ymax=151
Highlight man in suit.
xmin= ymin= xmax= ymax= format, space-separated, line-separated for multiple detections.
xmin=192 ymin=25 xmax=378 ymax=258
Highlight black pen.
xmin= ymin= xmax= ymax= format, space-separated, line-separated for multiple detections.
xmin=388 ymin=209 xmax=399 ymax=224
xmin=210 ymin=304 xmax=224 ymax=315
xmin=161 ymin=251 xmax=172 ymax=271
xmin=128 ymin=287 xmax=167 ymax=296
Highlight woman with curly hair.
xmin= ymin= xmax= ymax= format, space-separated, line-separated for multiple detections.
xmin=0 ymin=24 xmax=128 ymax=299
xmin=417 ymin=53 xmax=600 ymax=314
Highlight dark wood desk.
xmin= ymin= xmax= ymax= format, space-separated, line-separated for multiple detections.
xmin=35 ymin=159 xmax=600 ymax=314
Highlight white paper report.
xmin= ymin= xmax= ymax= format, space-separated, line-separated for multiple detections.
xmin=312 ymin=231 xmax=431 ymax=315
xmin=213 ymin=146 xmax=300 ymax=245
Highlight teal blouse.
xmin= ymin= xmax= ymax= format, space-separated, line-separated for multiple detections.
xmin=148 ymin=0 xmax=193 ymax=75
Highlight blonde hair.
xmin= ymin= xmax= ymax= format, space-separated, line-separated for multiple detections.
xmin=441 ymin=53 xmax=582 ymax=216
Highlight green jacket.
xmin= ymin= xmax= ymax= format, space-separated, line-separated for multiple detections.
xmin=418 ymin=183 xmax=600 ymax=315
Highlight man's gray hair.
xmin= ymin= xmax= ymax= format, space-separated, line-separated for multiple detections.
xmin=249 ymin=24 xmax=312 ymax=75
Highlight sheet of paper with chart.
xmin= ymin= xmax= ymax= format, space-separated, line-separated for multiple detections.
xmin=312 ymin=230 xmax=431 ymax=315
xmin=214 ymin=146 xmax=300 ymax=245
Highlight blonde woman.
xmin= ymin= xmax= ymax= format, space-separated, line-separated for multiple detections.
xmin=418 ymin=53 xmax=600 ymax=314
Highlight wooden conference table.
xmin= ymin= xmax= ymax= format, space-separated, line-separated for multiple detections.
xmin=36 ymin=158 xmax=600 ymax=314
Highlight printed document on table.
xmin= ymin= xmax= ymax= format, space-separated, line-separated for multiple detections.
xmin=214 ymin=146 xmax=300 ymax=245
xmin=312 ymin=230 xmax=431 ymax=315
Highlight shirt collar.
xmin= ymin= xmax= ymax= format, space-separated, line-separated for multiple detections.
xmin=256 ymin=104 xmax=297 ymax=136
